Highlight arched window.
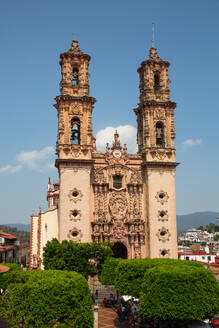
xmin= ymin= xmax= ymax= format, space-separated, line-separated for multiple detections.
xmin=72 ymin=68 xmax=79 ymax=85
xmin=71 ymin=118 xmax=80 ymax=144
xmin=154 ymin=73 xmax=160 ymax=91
xmin=113 ymin=175 xmax=122 ymax=189
xmin=156 ymin=122 xmax=164 ymax=147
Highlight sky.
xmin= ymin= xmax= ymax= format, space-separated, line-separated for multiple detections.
xmin=0 ymin=0 xmax=219 ymax=224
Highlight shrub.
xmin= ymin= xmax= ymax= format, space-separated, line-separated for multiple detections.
xmin=139 ymin=265 xmax=219 ymax=322
xmin=115 ymin=258 xmax=203 ymax=297
xmin=0 ymin=270 xmax=93 ymax=328
xmin=99 ymin=257 xmax=122 ymax=285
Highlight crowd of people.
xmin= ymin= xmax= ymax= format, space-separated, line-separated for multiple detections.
xmin=101 ymin=294 xmax=159 ymax=328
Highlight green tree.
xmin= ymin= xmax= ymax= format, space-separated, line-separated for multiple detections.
xmin=0 ymin=270 xmax=93 ymax=328
xmin=0 ymin=263 xmax=26 ymax=290
xmin=99 ymin=257 xmax=122 ymax=285
xmin=214 ymin=234 xmax=219 ymax=241
xmin=43 ymin=238 xmax=113 ymax=277
xmin=139 ymin=265 xmax=219 ymax=326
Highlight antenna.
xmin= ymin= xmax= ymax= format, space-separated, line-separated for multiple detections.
xmin=73 ymin=33 xmax=77 ymax=41
xmin=152 ymin=22 xmax=155 ymax=48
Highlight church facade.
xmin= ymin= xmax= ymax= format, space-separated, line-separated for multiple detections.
xmin=29 ymin=40 xmax=178 ymax=269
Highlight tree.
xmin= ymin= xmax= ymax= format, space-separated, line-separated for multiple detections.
xmin=139 ymin=265 xmax=219 ymax=326
xmin=0 ymin=263 xmax=25 ymax=290
xmin=214 ymin=234 xmax=219 ymax=241
xmin=0 ymin=270 xmax=93 ymax=328
xmin=43 ymin=238 xmax=113 ymax=277
xmin=114 ymin=258 xmax=203 ymax=298
xmin=99 ymin=257 xmax=122 ymax=285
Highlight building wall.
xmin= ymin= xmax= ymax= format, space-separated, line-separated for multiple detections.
xmin=39 ymin=208 xmax=58 ymax=269
xmin=146 ymin=167 xmax=178 ymax=259
xmin=59 ymin=166 xmax=92 ymax=243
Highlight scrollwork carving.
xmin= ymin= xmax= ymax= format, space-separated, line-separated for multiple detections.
xmin=109 ymin=192 xmax=128 ymax=221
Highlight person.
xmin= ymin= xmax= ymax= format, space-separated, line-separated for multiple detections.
xmin=95 ymin=290 xmax=98 ymax=304
xmin=101 ymin=298 xmax=107 ymax=307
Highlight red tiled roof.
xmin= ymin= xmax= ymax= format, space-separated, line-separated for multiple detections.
xmin=0 ymin=231 xmax=17 ymax=239
xmin=0 ymin=265 xmax=9 ymax=273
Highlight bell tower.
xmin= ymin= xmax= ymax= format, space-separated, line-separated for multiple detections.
xmin=55 ymin=39 xmax=96 ymax=242
xmin=135 ymin=47 xmax=178 ymax=259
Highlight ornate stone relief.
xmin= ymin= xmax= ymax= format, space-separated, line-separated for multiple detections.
xmin=156 ymin=227 xmax=171 ymax=242
xmin=68 ymin=188 xmax=83 ymax=203
xmin=69 ymin=104 xmax=82 ymax=115
xmin=69 ymin=209 xmax=81 ymax=222
xmin=154 ymin=108 xmax=166 ymax=120
xmin=157 ymin=210 xmax=168 ymax=222
xmin=111 ymin=221 xmax=126 ymax=240
xmin=155 ymin=190 xmax=169 ymax=205
xmin=109 ymin=192 xmax=128 ymax=221
xmin=67 ymin=228 xmax=82 ymax=242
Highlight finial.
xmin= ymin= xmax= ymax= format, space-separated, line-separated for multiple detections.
xmin=152 ymin=22 xmax=155 ymax=48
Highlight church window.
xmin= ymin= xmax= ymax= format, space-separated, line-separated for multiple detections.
xmin=113 ymin=175 xmax=122 ymax=189
xmin=72 ymin=68 xmax=79 ymax=85
xmin=161 ymin=249 xmax=168 ymax=256
xmin=71 ymin=118 xmax=80 ymax=144
xmin=160 ymin=230 xmax=166 ymax=237
xmin=72 ymin=230 xmax=79 ymax=237
xmin=156 ymin=122 xmax=164 ymax=147
xmin=159 ymin=192 xmax=165 ymax=199
xmin=72 ymin=210 xmax=78 ymax=218
xmin=154 ymin=73 xmax=160 ymax=91
xmin=72 ymin=190 xmax=79 ymax=198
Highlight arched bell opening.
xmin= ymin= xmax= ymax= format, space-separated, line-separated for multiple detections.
xmin=112 ymin=242 xmax=128 ymax=259
xmin=71 ymin=118 xmax=80 ymax=144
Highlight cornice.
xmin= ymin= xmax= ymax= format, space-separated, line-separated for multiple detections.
xmin=54 ymin=95 xmax=96 ymax=105
xmin=134 ymin=101 xmax=176 ymax=113
xmin=142 ymin=161 xmax=180 ymax=169
xmin=55 ymin=158 xmax=94 ymax=168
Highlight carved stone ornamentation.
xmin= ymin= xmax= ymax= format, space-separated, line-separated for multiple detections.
xmin=109 ymin=192 xmax=128 ymax=221
xmin=67 ymin=228 xmax=82 ymax=242
xmin=68 ymin=188 xmax=83 ymax=203
xmin=155 ymin=190 xmax=169 ymax=205
xmin=157 ymin=210 xmax=168 ymax=222
xmin=156 ymin=227 xmax=171 ymax=242
xmin=111 ymin=221 xmax=126 ymax=240
xmin=154 ymin=108 xmax=166 ymax=120
xmin=160 ymin=249 xmax=170 ymax=257
xmin=69 ymin=209 xmax=82 ymax=221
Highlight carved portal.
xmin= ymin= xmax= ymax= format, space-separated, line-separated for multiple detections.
xmin=91 ymin=157 xmax=146 ymax=258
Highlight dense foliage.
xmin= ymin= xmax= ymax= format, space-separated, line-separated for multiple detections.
xmin=198 ymin=222 xmax=219 ymax=233
xmin=99 ymin=257 xmax=121 ymax=285
xmin=0 ymin=270 xmax=93 ymax=328
xmin=139 ymin=265 xmax=219 ymax=322
xmin=43 ymin=238 xmax=113 ymax=277
xmin=114 ymin=258 xmax=203 ymax=297
xmin=0 ymin=263 xmax=26 ymax=290
xmin=0 ymin=225 xmax=30 ymax=243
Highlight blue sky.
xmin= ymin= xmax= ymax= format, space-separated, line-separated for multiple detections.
xmin=0 ymin=0 xmax=219 ymax=224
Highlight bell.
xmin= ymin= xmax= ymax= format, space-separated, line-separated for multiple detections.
xmin=72 ymin=123 xmax=78 ymax=130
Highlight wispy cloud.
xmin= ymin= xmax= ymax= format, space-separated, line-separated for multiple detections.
xmin=16 ymin=146 xmax=54 ymax=169
xmin=96 ymin=125 xmax=137 ymax=153
xmin=182 ymin=138 xmax=202 ymax=148
xmin=0 ymin=165 xmax=22 ymax=174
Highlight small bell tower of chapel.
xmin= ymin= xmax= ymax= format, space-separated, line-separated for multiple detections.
xmin=55 ymin=39 xmax=96 ymax=242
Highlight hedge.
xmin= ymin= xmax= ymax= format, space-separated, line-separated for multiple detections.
xmin=99 ymin=257 xmax=122 ymax=285
xmin=0 ymin=270 xmax=93 ymax=328
xmin=114 ymin=258 xmax=204 ymax=297
xmin=139 ymin=265 xmax=219 ymax=322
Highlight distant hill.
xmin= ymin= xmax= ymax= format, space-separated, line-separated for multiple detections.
xmin=1 ymin=212 xmax=219 ymax=238
xmin=177 ymin=211 xmax=219 ymax=235
xmin=6 ymin=224 xmax=30 ymax=232
xmin=0 ymin=225 xmax=30 ymax=243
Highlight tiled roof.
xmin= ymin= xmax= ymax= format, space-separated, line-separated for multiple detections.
xmin=0 ymin=231 xmax=17 ymax=239
xmin=0 ymin=265 xmax=9 ymax=273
